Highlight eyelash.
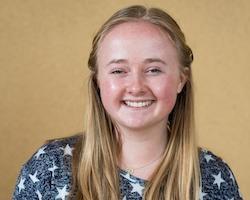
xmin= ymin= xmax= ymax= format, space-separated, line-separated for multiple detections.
xmin=146 ymin=67 xmax=162 ymax=74
xmin=110 ymin=69 xmax=126 ymax=74
xmin=109 ymin=67 xmax=163 ymax=75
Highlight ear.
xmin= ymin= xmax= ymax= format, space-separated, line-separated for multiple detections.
xmin=177 ymin=67 xmax=189 ymax=94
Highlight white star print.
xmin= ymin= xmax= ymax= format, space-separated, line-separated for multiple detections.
xmin=130 ymin=182 xmax=144 ymax=197
xmin=48 ymin=161 xmax=58 ymax=178
xmin=212 ymin=171 xmax=225 ymax=189
xmin=34 ymin=146 xmax=46 ymax=159
xmin=36 ymin=190 xmax=42 ymax=200
xmin=204 ymin=154 xmax=215 ymax=163
xmin=199 ymin=187 xmax=207 ymax=200
xmin=13 ymin=136 xmax=243 ymax=200
xmin=60 ymin=144 xmax=74 ymax=156
xmin=17 ymin=177 xmax=25 ymax=193
xmin=55 ymin=185 xmax=69 ymax=200
xmin=29 ymin=170 xmax=39 ymax=183
xmin=201 ymin=148 xmax=208 ymax=153
xmin=120 ymin=172 xmax=137 ymax=183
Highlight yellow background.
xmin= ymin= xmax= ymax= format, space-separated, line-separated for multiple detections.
xmin=0 ymin=0 xmax=249 ymax=199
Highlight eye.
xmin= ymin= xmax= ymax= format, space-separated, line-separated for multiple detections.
xmin=146 ymin=67 xmax=162 ymax=74
xmin=110 ymin=68 xmax=126 ymax=74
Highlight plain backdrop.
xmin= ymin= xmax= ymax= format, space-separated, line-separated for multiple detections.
xmin=0 ymin=0 xmax=249 ymax=199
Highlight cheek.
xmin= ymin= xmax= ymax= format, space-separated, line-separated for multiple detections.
xmin=154 ymin=77 xmax=178 ymax=107
xmin=99 ymin=79 xmax=122 ymax=107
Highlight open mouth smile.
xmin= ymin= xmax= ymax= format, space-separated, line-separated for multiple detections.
xmin=123 ymin=100 xmax=154 ymax=108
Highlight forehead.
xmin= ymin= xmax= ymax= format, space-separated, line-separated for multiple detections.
xmin=97 ymin=21 xmax=179 ymax=66
xmin=99 ymin=21 xmax=174 ymax=47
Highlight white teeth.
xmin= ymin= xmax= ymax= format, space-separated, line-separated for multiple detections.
xmin=124 ymin=101 xmax=153 ymax=108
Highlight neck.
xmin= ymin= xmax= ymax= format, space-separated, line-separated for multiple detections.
xmin=118 ymin=123 xmax=168 ymax=180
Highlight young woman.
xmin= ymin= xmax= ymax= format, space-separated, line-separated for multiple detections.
xmin=13 ymin=5 xmax=242 ymax=200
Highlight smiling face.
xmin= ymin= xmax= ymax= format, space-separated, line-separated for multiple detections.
xmin=97 ymin=21 xmax=186 ymax=132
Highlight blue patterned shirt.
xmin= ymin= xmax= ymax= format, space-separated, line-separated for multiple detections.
xmin=13 ymin=136 xmax=243 ymax=199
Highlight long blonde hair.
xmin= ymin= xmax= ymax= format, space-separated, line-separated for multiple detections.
xmin=72 ymin=5 xmax=200 ymax=200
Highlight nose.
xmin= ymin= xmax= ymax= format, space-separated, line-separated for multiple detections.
xmin=126 ymin=72 xmax=146 ymax=96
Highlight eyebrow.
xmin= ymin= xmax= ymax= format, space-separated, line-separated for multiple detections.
xmin=143 ymin=58 xmax=167 ymax=65
xmin=106 ymin=59 xmax=128 ymax=66
xmin=106 ymin=58 xmax=166 ymax=66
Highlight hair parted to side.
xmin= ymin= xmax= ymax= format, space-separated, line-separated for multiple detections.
xmin=71 ymin=5 xmax=200 ymax=200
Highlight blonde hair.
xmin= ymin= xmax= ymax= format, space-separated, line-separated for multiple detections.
xmin=72 ymin=5 xmax=200 ymax=200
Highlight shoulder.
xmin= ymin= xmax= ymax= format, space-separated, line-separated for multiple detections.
xmin=199 ymin=148 xmax=243 ymax=199
xmin=13 ymin=134 xmax=82 ymax=199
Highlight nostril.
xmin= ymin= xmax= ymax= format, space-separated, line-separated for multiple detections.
xmin=127 ymin=88 xmax=146 ymax=96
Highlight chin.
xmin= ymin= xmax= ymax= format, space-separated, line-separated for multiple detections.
xmin=119 ymin=121 xmax=156 ymax=131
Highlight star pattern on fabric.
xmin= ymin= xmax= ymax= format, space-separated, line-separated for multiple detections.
xmin=201 ymin=148 xmax=208 ymax=153
xmin=17 ymin=177 xmax=25 ymax=193
xmin=12 ymin=137 xmax=243 ymax=200
xmin=35 ymin=190 xmax=42 ymax=200
xmin=60 ymin=144 xmax=74 ymax=156
xmin=212 ymin=171 xmax=225 ymax=189
xmin=204 ymin=154 xmax=215 ymax=163
xmin=34 ymin=146 xmax=46 ymax=159
xmin=199 ymin=187 xmax=207 ymax=200
xmin=55 ymin=185 xmax=69 ymax=200
xmin=120 ymin=172 xmax=137 ymax=183
xmin=48 ymin=161 xmax=58 ymax=178
xmin=29 ymin=170 xmax=39 ymax=183
xmin=130 ymin=182 xmax=144 ymax=197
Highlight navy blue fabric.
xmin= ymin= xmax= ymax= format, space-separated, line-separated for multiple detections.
xmin=13 ymin=136 xmax=243 ymax=199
